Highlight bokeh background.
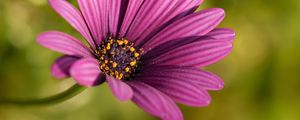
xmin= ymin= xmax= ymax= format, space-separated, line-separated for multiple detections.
xmin=1 ymin=0 xmax=300 ymax=120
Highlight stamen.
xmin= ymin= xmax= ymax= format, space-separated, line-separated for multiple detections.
xmin=97 ymin=37 xmax=143 ymax=81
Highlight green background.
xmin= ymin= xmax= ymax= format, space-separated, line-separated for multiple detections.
xmin=1 ymin=0 xmax=300 ymax=120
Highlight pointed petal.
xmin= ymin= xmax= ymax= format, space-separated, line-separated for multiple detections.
xmin=142 ymin=8 xmax=225 ymax=52
xmin=70 ymin=58 xmax=104 ymax=86
xmin=37 ymin=31 xmax=92 ymax=57
xmin=205 ymin=28 xmax=236 ymax=42
xmin=143 ymin=28 xmax=235 ymax=60
xmin=128 ymin=81 xmax=183 ymax=120
xmin=145 ymin=40 xmax=232 ymax=68
xmin=141 ymin=65 xmax=224 ymax=91
xmin=51 ymin=55 xmax=80 ymax=79
xmin=133 ymin=0 xmax=204 ymax=46
xmin=119 ymin=0 xmax=144 ymax=37
xmin=126 ymin=0 xmax=179 ymax=42
xmin=48 ymin=0 xmax=96 ymax=49
xmin=77 ymin=0 xmax=104 ymax=45
xmin=106 ymin=75 xmax=133 ymax=101
xmin=137 ymin=71 xmax=211 ymax=106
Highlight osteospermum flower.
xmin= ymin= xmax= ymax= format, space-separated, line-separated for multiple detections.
xmin=37 ymin=0 xmax=235 ymax=119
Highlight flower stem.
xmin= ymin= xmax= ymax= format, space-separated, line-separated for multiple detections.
xmin=0 ymin=84 xmax=86 ymax=106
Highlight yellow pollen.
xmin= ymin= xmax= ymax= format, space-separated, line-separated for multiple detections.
xmin=106 ymin=43 xmax=111 ymax=50
xmin=117 ymin=73 xmax=124 ymax=80
xmin=130 ymin=60 xmax=137 ymax=66
xmin=117 ymin=40 xmax=124 ymax=45
xmin=125 ymin=67 xmax=130 ymax=72
xmin=98 ymin=37 xmax=143 ymax=81
xmin=130 ymin=47 xmax=135 ymax=52
xmin=110 ymin=71 xmax=115 ymax=75
xmin=112 ymin=62 xmax=118 ymax=68
xmin=124 ymin=40 xmax=129 ymax=44
xmin=134 ymin=52 xmax=140 ymax=57
xmin=100 ymin=64 xmax=105 ymax=69
xmin=105 ymin=67 xmax=109 ymax=70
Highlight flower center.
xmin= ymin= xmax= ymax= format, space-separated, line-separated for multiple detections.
xmin=96 ymin=37 xmax=143 ymax=80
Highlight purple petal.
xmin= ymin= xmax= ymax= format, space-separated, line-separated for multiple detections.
xmin=126 ymin=0 xmax=179 ymax=42
xmin=119 ymin=0 xmax=144 ymax=38
xmin=70 ymin=58 xmax=104 ymax=87
xmin=144 ymin=40 xmax=232 ymax=68
xmin=141 ymin=65 xmax=224 ymax=91
xmin=137 ymin=71 xmax=211 ymax=106
xmin=143 ymin=28 xmax=235 ymax=60
xmin=108 ymin=0 xmax=122 ymax=37
xmin=106 ymin=75 xmax=133 ymax=101
xmin=51 ymin=55 xmax=80 ymax=79
xmin=142 ymin=8 xmax=225 ymax=52
xmin=49 ymin=0 xmax=96 ymax=49
xmin=205 ymin=28 xmax=236 ymax=42
xmin=128 ymin=81 xmax=183 ymax=120
xmin=77 ymin=0 xmax=104 ymax=45
xmin=37 ymin=31 xmax=92 ymax=57
xmin=133 ymin=0 xmax=204 ymax=46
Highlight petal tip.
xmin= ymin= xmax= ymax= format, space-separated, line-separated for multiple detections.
xmin=70 ymin=58 xmax=103 ymax=87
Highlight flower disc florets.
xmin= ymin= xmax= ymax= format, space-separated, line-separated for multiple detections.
xmin=97 ymin=37 xmax=143 ymax=80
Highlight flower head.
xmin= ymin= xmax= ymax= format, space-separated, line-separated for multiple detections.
xmin=37 ymin=0 xmax=235 ymax=119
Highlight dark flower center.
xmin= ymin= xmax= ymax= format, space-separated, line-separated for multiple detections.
xmin=96 ymin=37 xmax=143 ymax=80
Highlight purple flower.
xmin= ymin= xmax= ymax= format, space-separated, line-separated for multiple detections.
xmin=37 ymin=0 xmax=235 ymax=119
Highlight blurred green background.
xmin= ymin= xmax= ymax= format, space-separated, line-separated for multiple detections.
xmin=1 ymin=0 xmax=300 ymax=120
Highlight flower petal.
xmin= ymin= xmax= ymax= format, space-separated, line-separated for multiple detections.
xmin=106 ymin=75 xmax=133 ymax=101
xmin=108 ymin=0 xmax=123 ymax=37
xmin=126 ymin=0 xmax=179 ymax=42
xmin=49 ymin=0 xmax=96 ymax=49
xmin=37 ymin=31 xmax=92 ymax=57
xmin=51 ymin=55 xmax=80 ymax=79
xmin=137 ymin=72 xmax=211 ymax=106
xmin=77 ymin=0 xmax=104 ymax=45
xmin=128 ymin=81 xmax=183 ymax=120
xmin=142 ymin=8 xmax=225 ymax=52
xmin=70 ymin=58 xmax=104 ymax=87
xmin=119 ymin=0 xmax=144 ymax=38
xmin=205 ymin=28 xmax=236 ymax=42
xmin=144 ymin=40 xmax=232 ymax=68
xmin=143 ymin=28 xmax=235 ymax=60
xmin=133 ymin=0 xmax=204 ymax=46
xmin=141 ymin=65 xmax=224 ymax=91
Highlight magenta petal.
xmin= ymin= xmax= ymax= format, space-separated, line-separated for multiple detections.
xmin=77 ymin=0 xmax=104 ymax=45
xmin=142 ymin=8 xmax=225 ymax=52
xmin=146 ymin=40 xmax=232 ymax=68
xmin=205 ymin=28 xmax=236 ymax=42
xmin=119 ymin=0 xmax=144 ymax=38
xmin=134 ymin=0 xmax=204 ymax=46
xmin=108 ymin=0 xmax=122 ymax=37
xmin=48 ymin=0 xmax=96 ymax=49
xmin=126 ymin=0 xmax=178 ymax=42
xmin=37 ymin=31 xmax=92 ymax=57
xmin=141 ymin=65 xmax=224 ymax=91
xmin=143 ymin=29 xmax=235 ymax=60
xmin=70 ymin=58 xmax=104 ymax=87
xmin=106 ymin=75 xmax=133 ymax=101
xmin=51 ymin=55 xmax=79 ymax=79
xmin=128 ymin=81 xmax=183 ymax=120
xmin=137 ymin=74 xmax=211 ymax=106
